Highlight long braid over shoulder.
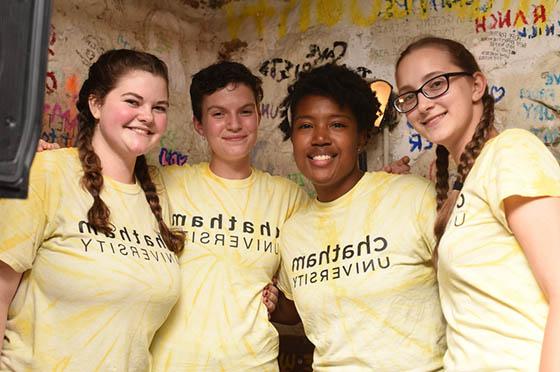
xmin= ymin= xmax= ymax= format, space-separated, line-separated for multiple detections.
xmin=75 ymin=49 xmax=184 ymax=253
xmin=396 ymin=37 xmax=496 ymax=260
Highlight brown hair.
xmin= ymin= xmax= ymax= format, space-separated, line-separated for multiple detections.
xmin=396 ymin=37 xmax=495 ymax=259
xmin=75 ymin=49 xmax=184 ymax=254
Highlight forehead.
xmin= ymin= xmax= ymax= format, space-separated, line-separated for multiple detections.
xmin=396 ymin=46 xmax=460 ymax=89
xmin=294 ymin=95 xmax=354 ymax=117
xmin=202 ymin=82 xmax=256 ymax=108
xmin=111 ymin=70 xmax=168 ymax=94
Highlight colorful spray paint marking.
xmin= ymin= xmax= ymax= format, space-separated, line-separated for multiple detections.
xmin=407 ymin=122 xmax=433 ymax=153
xmin=159 ymin=147 xmax=188 ymax=166
xmin=223 ymin=0 xmax=545 ymax=40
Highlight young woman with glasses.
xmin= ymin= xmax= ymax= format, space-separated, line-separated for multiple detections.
xmin=395 ymin=36 xmax=560 ymax=371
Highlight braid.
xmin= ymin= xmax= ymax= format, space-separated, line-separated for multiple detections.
xmin=134 ymin=156 xmax=185 ymax=254
xmin=433 ymin=92 xmax=495 ymax=259
xmin=434 ymin=145 xmax=450 ymax=210
xmin=76 ymin=79 xmax=112 ymax=235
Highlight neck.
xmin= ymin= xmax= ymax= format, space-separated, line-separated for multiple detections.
xmin=209 ymin=156 xmax=252 ymax=180
xmin=91 ymin=135 xmax=136 ymax=184
xmin=315 ymin=170 xmax=364 ymax=203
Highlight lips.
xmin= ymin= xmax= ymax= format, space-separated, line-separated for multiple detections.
xmin=307 ymin=152 xmax=337 ymax=166
xmin=222 ymin=134 xmax=247 ymax=141
xmin=126 ymin=126 xmax=153 ymax=136
xmin=422 ymin=112 xmax=446 ymax=128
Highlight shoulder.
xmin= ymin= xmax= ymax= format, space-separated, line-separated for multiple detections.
xmin=158 ymin=162 xmax=196 ymax=188
xmin=30 ymin=148 xmax=79 ymax=184
xmin=492 ymin=128 xmax=543 ymax=148
xmin=253 ymin=169 xmax=306 ymax=192
xmin=368 ymin=171 xmax=433 ymax=194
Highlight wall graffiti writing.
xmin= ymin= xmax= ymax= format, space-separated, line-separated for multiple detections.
xmin=159 ymin=147 xmax=188 ymax=166
xmin=543 ymin=71 xmax=560 ymax=85
xmin=117 ymin=34 xmax=132 ymax=49
xmin=46 ymin=25 xmax=58 ymax=95
xmin=224 ymin=0 xmax=518 ymax=40
xmin=521 ymin=101 xmax=559 ymax=122
xmin=478 ymin=32 xmax=527 ymax=63
xmin=530 ymin=126 xmax=560 ymax=145
xmin=474 ymin=5 xmax=547 ymax=33
xmin=260 ymin=102 xmax=281 ymax=120
xmin=406 ymin=122 xmax=433 ymax=153
xmin=490 ymin=85 xmax=506 ymax=102
xmin=259 ymin=41 xmax=347 ymax=82
xmin=76 ymin=34 xmax=106 ymax=67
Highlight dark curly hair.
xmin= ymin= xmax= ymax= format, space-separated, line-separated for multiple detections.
xmin=278 ymin=63 xmax=380 ymax=142
xmin=190 ymin=61 xmax=263 ymax=122
xmin=75 ymin=49 xmax=184 ymax=254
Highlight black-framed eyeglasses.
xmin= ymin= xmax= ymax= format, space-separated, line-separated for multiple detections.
xmin=393 ymin=72 xmax=472 ymax=113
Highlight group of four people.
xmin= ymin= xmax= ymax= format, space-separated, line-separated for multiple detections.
xmin=0 ymin=36 xmax=558 ymax=371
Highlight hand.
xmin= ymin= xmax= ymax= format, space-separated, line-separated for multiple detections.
xmin=36 ymin=139 xmax=60 ymax=152
xmin=383 ymin=156 xmax=410 ymax=174
xmin=262 ymin=279 xmax=279 ymax=319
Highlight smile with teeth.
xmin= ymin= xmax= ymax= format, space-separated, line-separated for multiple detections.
xmin=309 ymin=154 xmax=336 ymax=162
xmin=127 ymin=126 xmax=152 ymax=135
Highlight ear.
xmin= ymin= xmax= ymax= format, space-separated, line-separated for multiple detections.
xmin=193 ymin=116 xmax=205 ymax=137
xmin=88 ymin=95 xmax=101 ymax=120
xmin=471 ymin=71 xmax=487 ymax=102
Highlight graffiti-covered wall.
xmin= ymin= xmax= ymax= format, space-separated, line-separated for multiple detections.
xmin=44 ymin=0 xmax=560 ymax=180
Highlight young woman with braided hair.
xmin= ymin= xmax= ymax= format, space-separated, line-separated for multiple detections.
xmin=0 ymin=49 xmax=184 ymax=370
xmin=395 ymin=36 xmax=560 ymax=371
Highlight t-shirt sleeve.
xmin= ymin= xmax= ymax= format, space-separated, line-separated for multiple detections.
xmin=486 ymin=129 xmax=560 ymax=230
xmin=277 ymin=234 xmax=294 ymax=300
xmin=0 ymin=156 xmax=53 ymax=272
xmin=284 ymin=180 xmax=311 ymax=219
xmin=416 ymin=181 xmax=438 ymax=258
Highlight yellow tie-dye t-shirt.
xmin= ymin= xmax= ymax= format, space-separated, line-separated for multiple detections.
xmin=0 ymin=148 xmax=181 ymax=372
xmin=278 ymin=172 xmax=445 ymax=371
xmin=151 ymin=163 xmax=309 ymax=372
xmin=438 ymin=128 xmax=560 ymax=371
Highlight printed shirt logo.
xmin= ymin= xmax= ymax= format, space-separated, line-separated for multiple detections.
xmin=78 ymin=220 xmax=178 ymax=264
xmin=290 ymin=234 xmax=390 ymax=288
xmin=172 ymin=212 xmax=280 ymax=255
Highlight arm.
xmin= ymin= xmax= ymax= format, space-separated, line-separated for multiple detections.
xmin=505 ymin=195 xmax=560 ymax=372
xmin=0 ymin=261 xmax=22 ymax=349
xmin=269 ymin=290 xmax=300 ymax=325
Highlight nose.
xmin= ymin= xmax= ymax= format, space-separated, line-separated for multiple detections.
xmin=226 ymin=114 xmax=242 ymax=131
xmin=138 ymin=105 xmax=154 ymax=124
xmin=311 ymin=124 xmax=331 ymax=146
xmin=416 ymin=92 xmax=434 ymax=112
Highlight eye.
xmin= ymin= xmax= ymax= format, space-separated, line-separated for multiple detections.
xmin=240 ymin=107 xmax=255 ymax=116
xmin=426 ymin=77 xmax=446 ymax=91
xmin=296 ymin=122 xmax=312 ymax=129
xmin=125 ymin=99 xmax=140 ymax=107
xmin=211 ymin=111 xmax=224 ymax=118
xmin=154 ymin=105 xmax=168 ymax=113
xmin=331 ymin=122 xmax=346 ymax=128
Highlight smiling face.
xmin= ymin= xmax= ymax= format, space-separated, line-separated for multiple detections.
xmin=395 ymin=46 xmax=486 ymax=157
xmin=291 ymin=95 xmax=366 ymax=202
xmin=90 ymin=69 xmax=168 ymax=164
xmin=194 ymin=82 xmax=259 ymax=178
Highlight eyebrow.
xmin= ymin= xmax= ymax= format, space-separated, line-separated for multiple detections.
xmin=122 ymin=92 xmax=169 ymax=106
xmin=205 ymin=103 xmax=255 ymax=112
xmin=398 ymin=70 xmax=447 ymax=92
xmin=293 ymin=114 xmax=353 ymax=120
